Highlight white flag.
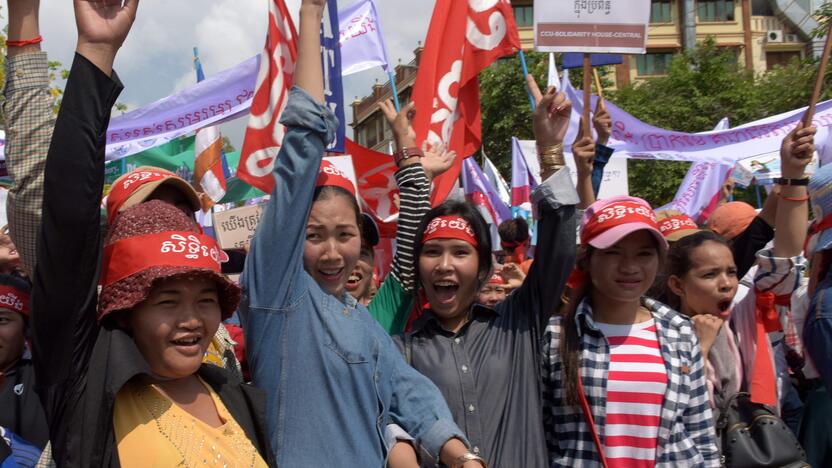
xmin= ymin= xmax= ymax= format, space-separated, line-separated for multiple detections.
xmin=339 ymin=0 xmax=390 ymax=76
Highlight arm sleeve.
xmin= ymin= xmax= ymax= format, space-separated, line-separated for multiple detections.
xmin=240 ymin=87 xmax=338 ymax=313
xmin=32 ymin=53 xmax=122 ymax=386
xmin=368 ymin=164 xmax=428 ymax=334
xmin=590 ymin=144 xmax=613 ymax=198
xmin=732 ymin=217 xmax=774 ymax=279
xmin=684 ymin=330 xmax=721 ymax=467
xmin=507 ymin=167 xmax=578 ymax=335
xmin=387 ymin=164 xmax=430 ymax=291
xmin=3 ymin=52 xmax=56 ymax=277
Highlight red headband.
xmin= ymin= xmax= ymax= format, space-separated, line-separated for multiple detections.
xmin=581 ymin=201 xmax=659 ymax=246
xmin=0 ymin=285 xmax=29 ymax=316
xmin=501 ymin=238 xmax=530 ymax=263
xmin=422 ymin=215 xmax=479 ymax=247
xmin=101 ymin=231 xmax=226 ymax=287
xmin=316 ymin=160 xmax=355 ymax=197
xmin=805 ymin=213 xmax=832 ymax=255
xmin=487 ymin=273 xmax=506 ymax=285
xmin=658 ymin=215 xmax=698 ymax=238
xmin=107 ymin=169 xmax=177 ymax=219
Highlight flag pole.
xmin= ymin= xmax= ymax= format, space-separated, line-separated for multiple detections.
xmin=582 ymin=53 xmax=592 ymax=136
xmin=803 ymin=23 xmax=832 ymax=127
xmin=388 ymin=69 xmax=401 ymax=112
xmin=518 ymin=49 xmax=535 ymax=111
xmin=592 ymin=68 xmax=607 ymax=112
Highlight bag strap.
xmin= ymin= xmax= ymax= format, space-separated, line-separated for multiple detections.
xmin=577 ymin=375 xmax=609 ymax=468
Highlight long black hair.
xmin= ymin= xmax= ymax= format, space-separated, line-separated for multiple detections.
xmin=413 ymin=200 xmax=493 ymax=296
xmin=661 ymin=230 xmax=732 ymax=310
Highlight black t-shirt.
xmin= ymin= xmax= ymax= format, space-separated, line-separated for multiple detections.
xmin=0 ymin=358 xmax=49 ymax=449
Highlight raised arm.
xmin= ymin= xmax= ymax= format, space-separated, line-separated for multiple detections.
xmin=507 ymin=76 xmax=579 ymax=334
xmin=240 ymin=1 xmax=336 ymax=313
xmin=4 ymin=0 xmax=55 ymax=277
xmin=572 ymin=121 xmax=596 ymax=209
xmin=32 ymin=0 xmax=133 ymax=392
xmin=773 ymin=122 xmax=814 ymax=258
xmin=369 ymin=101 xmax=454 ymax=333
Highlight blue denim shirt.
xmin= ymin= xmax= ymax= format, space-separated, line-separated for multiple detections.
xmin=240 ymin=87 xmax=465 ymax=466
xmin=806 ymin=269 xmax=832 ymax=392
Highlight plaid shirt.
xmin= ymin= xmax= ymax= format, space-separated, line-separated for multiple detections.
xmin=4 ymin=52 xmax=55 ymax=277
xmin=542 ymin=297 xmax=720 ymax=467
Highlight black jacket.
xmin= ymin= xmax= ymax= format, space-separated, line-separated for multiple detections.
xmin=31 ymin=53 xmax=275 ymax=468
xmin=0 ymin=357 xmax=49 ymax=449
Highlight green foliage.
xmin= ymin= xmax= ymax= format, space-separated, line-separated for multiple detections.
xmin=478 ymin=38 xmax=828 ymax=208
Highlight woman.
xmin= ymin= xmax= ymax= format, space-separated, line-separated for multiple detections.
xmin=542 ymin=196 xmax=720 ymax=467
xmin=392 ymin=78 xmax=578 ymax=468
xmin=664 ymin=124 xmax=815 ymax=425
xmin=32 ymin=2 xmax=274 ymax=466
xmin=239 ymin=1 xmax=479 ymax=466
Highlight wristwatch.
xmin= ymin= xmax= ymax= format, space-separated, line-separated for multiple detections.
xmin=774 ymin=177 xmax=810 ymax=186
xmin=451 ymin=452 xmax=488 ymax=468
xmin=393 ymin=146 xmax=424 ymax=166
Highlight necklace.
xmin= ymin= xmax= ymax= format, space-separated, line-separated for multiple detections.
xmin=133 ymin=381 xmax=258 ymax=468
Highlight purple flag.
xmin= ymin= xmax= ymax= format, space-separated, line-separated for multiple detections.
xmin=338 ymin=0 xmax=390 ymax=75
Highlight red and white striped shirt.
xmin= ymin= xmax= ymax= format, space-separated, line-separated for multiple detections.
xmin=595 ymin=319 xmax=668 ymax=468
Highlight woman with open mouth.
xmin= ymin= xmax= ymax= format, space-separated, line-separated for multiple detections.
xmin=237 ymin=1 xmax=479 ymax=467
xmin=662 ymin=122 xmax=815 ymax=429
xmin=391 ymin=76 xmax=579 ymax=468
xmin=30 ymin=1 xmax=276 ymax=467
xmin=542 ymin=194 xmax=720 ymax=467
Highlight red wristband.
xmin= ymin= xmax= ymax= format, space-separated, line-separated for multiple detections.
xmin=7 ymin=36 xmax=43 ymax=47
xmin=781 ymin=195 xmax=810 ymax=202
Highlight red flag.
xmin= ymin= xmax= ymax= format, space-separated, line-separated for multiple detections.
xmin=346 ymin=138 xmax=399 ymax=238
xmin=237 ymin=0 xmax=298 ymax=193
xmin=411 ymin=0 xmax=520 ymax=205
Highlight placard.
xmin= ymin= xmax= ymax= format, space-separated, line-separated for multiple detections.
xmin=213 ymin=204 xmax=264 ymax=250
xmin=534 ymin=0 xmax=651 ymax=54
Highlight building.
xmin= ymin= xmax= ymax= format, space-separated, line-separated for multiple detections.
xmin=351 ymin=0 xmax=821 ymax=148
xmin=350 ymin=47 xmax=422 ymax=153
xmin=512 ymin=0 xmax=821 ymax=86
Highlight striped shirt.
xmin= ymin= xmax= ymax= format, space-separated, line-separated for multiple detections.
xmin=595 ymin=319 xmax=667 ymax=468
xmin=542 ymin=297 xmax=720 ymax=467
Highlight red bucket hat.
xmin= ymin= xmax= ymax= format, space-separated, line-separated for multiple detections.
xmin=107 ymin=167 xmax=202 ymax=223
xmin=98 ymin=200 xmax=240 ymax=322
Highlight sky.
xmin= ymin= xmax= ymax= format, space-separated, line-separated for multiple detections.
xmin=36 ymin=0 xmax=433 ymax=149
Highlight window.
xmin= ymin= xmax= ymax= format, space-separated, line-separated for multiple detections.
xmin=751 ymin=0 xmax=773 ymax=16
xmin=366 ymin=116 xmax=380 ymax=148
xmin=636 ymin=52 xmax=674 ymax=76
xmin=512 ymin=5 xmax=533 ymax=27
xmin=651 ymin=0 xmax=672 ymax=23
xmin=697 ymin=0 xmax=735 ymax=22
xmin=766 ymin=51 xmax=801 ymax=70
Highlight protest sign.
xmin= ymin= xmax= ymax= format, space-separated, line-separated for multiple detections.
xmin=339 ymin=0 xmax=390 ymax=75
xmin=534 ymin=0 xmax=651 ymax=54
xmin=322 ymin=0 xmax=346 ymax=153
xmin=213 ymin=203 xmax=265 ymax=250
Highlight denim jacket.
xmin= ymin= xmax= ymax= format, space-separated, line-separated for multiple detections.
xmin=240 ymin=87 xmax=465 ymax=467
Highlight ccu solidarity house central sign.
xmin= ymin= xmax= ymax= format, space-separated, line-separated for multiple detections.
xmin=534 ymin=0 xmax=651 ymax=54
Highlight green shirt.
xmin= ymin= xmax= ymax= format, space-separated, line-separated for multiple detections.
xmin=369 ymin=276 xmax=413 ymax=334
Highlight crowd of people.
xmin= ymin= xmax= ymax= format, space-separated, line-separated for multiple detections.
xmin=0 ymin=0 xmax=831 ymax=467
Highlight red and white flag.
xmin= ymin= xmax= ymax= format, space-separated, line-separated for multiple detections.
xmin=411 ymin=0 xmax=520 ymax=205
xmin=237 ymin=0 xmax=298 ymax=193
xmin=194 ymin=125 xmax=227 ymax=210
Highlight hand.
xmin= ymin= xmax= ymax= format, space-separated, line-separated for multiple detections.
xmin=421 ymin=141 xmax=456 ymax=181
xmin=379 ymin=100 xmax=417 ymax=150
xmin=719 ymin=179 xmax=735 ymax=204
xmin=692 ymin=314 xmax=724 ymax=358
xmin=572 ymin=123 xmax=595 ymax=177
xmin=780 ymin=122 xmax=816 ymax=178
xmin=592 ymin=101 xmax=612 ymax=146
xmin=526 ymin=74 xmax=571 ymax=147
xmin=74 ymin=0 xmax=139 ymax=74
xmin=500 ymin=262 xmax=526 ymax=289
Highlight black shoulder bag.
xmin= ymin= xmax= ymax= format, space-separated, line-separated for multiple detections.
xmin=716 ymin=392 xmax=808 ymax=468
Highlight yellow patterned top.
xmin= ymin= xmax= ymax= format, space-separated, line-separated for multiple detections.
xmin=113 ymin=377 xmax=268 ymax=468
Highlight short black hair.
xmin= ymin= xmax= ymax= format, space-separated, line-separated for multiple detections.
xmin=414 ymin=200 xmax=493 ymax=290
xmin=498 ymin=217 xmax=530 ymax=244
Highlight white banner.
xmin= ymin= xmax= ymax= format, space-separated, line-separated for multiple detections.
xmin=534 ymin=0 xmax=651 ymax=54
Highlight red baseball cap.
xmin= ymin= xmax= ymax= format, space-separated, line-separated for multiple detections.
xmin=580 ymin=196 xmax=668 ymax=252
xmin=107 ymin=167 xmax=202 ymax=223
xmin=316 ymin=160 xmax=356 ymax=197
